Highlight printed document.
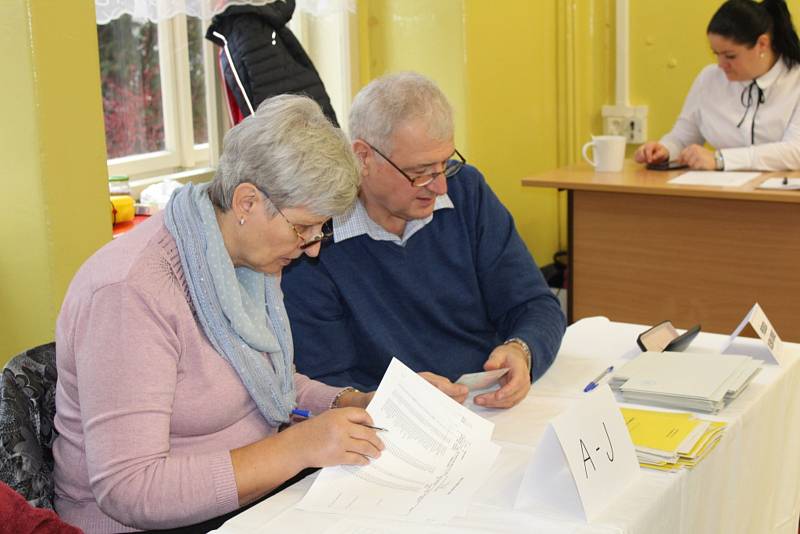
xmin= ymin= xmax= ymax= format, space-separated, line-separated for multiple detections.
xmin=667 ymin=171 xmax=760 ymax=187
xmin=297 ymin=358 xmax=501 ymax=522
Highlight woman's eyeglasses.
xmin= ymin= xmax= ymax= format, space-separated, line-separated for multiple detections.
xmin=252 ymin=184 xmax=333 ymax=249
xmin=282 ymin=216 xmax=333 ymax=250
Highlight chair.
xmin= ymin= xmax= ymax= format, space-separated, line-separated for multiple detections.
xmin=0 ymin=342 xmax=58 ymax=510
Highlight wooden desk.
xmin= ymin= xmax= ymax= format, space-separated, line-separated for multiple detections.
xmin=523 ymin=161 xmax=800 ymax=341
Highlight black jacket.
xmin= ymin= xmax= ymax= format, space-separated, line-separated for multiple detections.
xmin=206 ymin=0 xmax=338 ymax=125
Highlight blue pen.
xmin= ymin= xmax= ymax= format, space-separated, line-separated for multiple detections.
xmin=290 ymin=408 xmax=388 ymax=431
xmin=583 ymin=366 xmax=614 ymax=392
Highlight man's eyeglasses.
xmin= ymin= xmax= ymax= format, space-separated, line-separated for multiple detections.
xmin=365 ymin=142 xmax=466 ymax=188
xmin=252 ymin=185 xmax=333 ymax=249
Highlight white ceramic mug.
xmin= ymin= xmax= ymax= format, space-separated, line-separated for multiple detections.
xmin=582 ymin=135 xmax=626 ymax=172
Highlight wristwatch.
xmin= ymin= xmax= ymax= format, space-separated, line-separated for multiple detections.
xmin=714 ymin=150 xmax=725 ymax=170
xmin=503 ymin=338 xmax=532 ymax=371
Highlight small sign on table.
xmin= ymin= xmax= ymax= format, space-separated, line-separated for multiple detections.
xmin=514 ymin=385 xmax=640 ymax=521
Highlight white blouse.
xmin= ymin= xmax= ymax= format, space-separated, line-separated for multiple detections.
xmin=660 ymin=58 xmax=800 ymax=170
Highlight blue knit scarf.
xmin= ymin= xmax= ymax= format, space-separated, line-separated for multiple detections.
xmin=164 ymin=183 xmax=296 ymax=426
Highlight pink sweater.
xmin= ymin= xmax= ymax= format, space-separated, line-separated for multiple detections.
xmin=53 ymin=214 xmax=341 ymax=533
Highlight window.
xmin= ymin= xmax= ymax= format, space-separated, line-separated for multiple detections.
xmin=96 ymin=5 xmax=356 ymax=184
xmin=97 ymin=14 xmax=219 ymax=182
xmin=288 ymin=7 xmax=358 ymax=134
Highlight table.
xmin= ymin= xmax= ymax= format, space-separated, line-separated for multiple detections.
xmin=212 ymin=318 xmax=800 ymax=534
xmin=522 ymin=161 xmax=800 ymax=342
xmin=112 ymin=214 xmax=150 ymax=237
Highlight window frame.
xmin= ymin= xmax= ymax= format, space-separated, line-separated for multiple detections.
xmin=104 ymin=14 xmax=220 ymax=183
xmin=103 ymin=8 xmax=356 ymax=186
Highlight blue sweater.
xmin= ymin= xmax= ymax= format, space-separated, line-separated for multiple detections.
xmin=282 ymin=165 xmax=566 ymax=391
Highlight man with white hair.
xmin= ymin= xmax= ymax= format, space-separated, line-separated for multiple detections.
xmin=282 ymin=72 xmax=566 ymax=408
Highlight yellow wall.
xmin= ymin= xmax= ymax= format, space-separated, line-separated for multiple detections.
xmin=4 ymin=0 xmax=797 ymax=362
xmin=358 ymin=0 xmax=613 ymax=263
xmin=358 ymin=0 xmax=468 ymax=152
xmin=0 ymin=1 xmax=109 ymax=364
xmin=632 ymin=0 xmax=800 ymax=140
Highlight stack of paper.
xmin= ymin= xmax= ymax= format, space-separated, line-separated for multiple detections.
xmin=297 ymin=358 xmax=501 ymax=523
xmin=621 ymin=407 xmax=726 ymax=471
xmin=609 ymin=351 xmax=761 ymax=413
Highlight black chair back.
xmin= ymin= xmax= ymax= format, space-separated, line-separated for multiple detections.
xmin=0 ymin=342 xmax=58 ymax=510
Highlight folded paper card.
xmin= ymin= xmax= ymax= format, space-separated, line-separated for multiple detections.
xmin=723 ymin=302 xmax=784 ymax=365
xmin=514 ymin=386 xmax=640 ymax=522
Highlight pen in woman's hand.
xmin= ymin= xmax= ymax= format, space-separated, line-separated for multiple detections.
xmin=291 ymin=408 xmax=388 ymax=431
xmin=361 ymin=424 xmax=389 ymax=432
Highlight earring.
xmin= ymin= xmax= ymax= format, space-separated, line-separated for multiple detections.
xmin=239 ymin=218 xmax=245 ymax=226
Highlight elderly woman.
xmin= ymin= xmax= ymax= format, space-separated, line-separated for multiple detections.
xmin=52 ymin=95 xmax=382 ymax=533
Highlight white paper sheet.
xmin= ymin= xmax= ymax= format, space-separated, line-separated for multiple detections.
xmin=296 ymin=358 xmax=501 ymax=523
xmin=757 ymin=177 xmax=800 ymax=190
xmin=514 ymin=386 xmax=641 ymax=522
xmin=455 ymin=368 xmax=509 ymax=391
xmin=667 ymin=171 xmax=760 ymax=187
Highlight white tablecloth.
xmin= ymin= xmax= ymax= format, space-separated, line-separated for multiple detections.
xmin=212 ymin=318 xmax=800 ymax=534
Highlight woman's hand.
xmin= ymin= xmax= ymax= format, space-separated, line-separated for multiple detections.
xmin=634 ymin=141 xmax=669 ymax=164
xmin=230 ymin=407 xmax=383 ymax=506
xmin=288 ymin=407 xmax=384 ymax=468
xmin=678 ymin=144 xmax=716 ymax=170
xmin=419 ymin=372 xmax=469 ymax=404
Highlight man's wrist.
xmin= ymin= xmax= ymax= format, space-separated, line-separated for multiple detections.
xmin=503 ymin=338 xmax=532 ymax=371
xmin=714 ymin=149 xmax=725 ymax=170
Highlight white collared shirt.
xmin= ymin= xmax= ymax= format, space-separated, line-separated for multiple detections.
xmin=332 ymin=194 xmax=454 ymax=247
xmin=660 ymin=59 xmax=800 ymax=170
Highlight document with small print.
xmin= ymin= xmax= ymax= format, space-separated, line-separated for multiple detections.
xmin=296 ymin=358 xmax=501 ymax=523
xmin=668 ymin=171 xmax=760 ymax=187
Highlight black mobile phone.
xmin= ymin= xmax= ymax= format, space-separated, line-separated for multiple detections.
xmin=637 ymin=321 xmax=701 ymax=352
xmin=664 ymin=324 xmax=701 ymax=352
xmin=646 ymin=160 xmax=688 ymax=171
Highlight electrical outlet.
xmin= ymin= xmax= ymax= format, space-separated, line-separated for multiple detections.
xmin=604 ymin=117 xmax=627 ymax=137
xmin=625 ymin=116 xmax=647 ymax=144
xmin=601 ymin=105 xmax=648 ymax=144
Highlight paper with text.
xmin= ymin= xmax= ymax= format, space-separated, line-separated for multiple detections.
xmin=514 ymin=386 xmax=640 ymax=522
xmin=297 ymin=358 xmax=501 ymax=523
xmin=757 ymin=177 xmax=800 ymax=190
xmin=724 ymin=302 xmax=784 ymax=365
xmin=668 ymin=171 xmax=760 ymax=187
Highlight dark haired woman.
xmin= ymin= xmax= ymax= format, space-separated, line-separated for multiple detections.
xmin=635 ymin=0 xmax=800 ymax=170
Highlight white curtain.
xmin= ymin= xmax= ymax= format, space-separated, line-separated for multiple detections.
xmin=95 ymin=0 xmax=355 ymax=24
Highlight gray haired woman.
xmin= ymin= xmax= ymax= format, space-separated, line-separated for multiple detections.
xmin=53 ymin=95 xmax=382 ymax=533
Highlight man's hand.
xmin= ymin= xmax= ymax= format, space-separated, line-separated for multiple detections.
xmin=474 ymin=344 xmax=531 ymax=408
xmin=678 ymin=144 xmax=716 ymax=170
xmin=419 ymin=372 xmax=469 ymax=404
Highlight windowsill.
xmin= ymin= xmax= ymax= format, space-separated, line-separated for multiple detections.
xmin=129 ymin=166 xmax=216 ymax=199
